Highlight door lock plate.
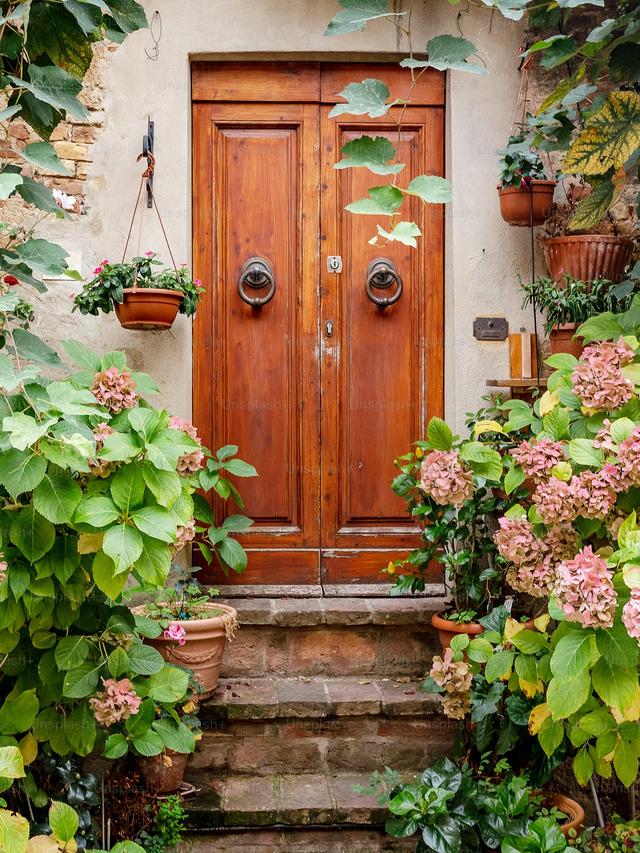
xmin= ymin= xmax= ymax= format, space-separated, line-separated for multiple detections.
xmin=327 ymin=255 xmax=342 ymax=274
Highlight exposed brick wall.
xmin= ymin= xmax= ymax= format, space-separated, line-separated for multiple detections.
xmin=0 ymin=42 xmax=113 ymax=221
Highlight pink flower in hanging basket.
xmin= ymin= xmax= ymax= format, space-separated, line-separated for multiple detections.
xmin=163 ymin=623 xmax=187 ymax=646
xmin=144 ymin=251 xmax=154 ymax=257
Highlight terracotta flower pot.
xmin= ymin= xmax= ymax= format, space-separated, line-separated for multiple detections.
xmin=134 ymin=603 xmax=238 ymax=700
xmin=497 ymin=180 xmax=556 ymax=227
xmin=431 ymin=612 xmax=484 ymax=650
xmin=545 ymin=792 xmax=585 ymax=837
xmin=137 ymin=748 xmax=188 ymax=794
xmin=549 ymin=324 xmax=584 ymax=360
xmin=543 ymin=235 xmax=634 ymax=284
xmin=114 ymin=287 xmax=183 ymax=330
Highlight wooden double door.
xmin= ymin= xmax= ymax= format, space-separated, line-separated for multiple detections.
xmin=192 ymin=62 xmax=445 ymax=587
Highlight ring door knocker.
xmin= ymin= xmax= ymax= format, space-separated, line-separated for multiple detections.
xmin=237 ymin=257 xmax=276 ymax=308
xmin=365 ymin=258 xmax=403 ymax=309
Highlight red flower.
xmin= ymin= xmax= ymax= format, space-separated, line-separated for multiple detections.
xmin=3 ymin=275 xmax=18 ymax=286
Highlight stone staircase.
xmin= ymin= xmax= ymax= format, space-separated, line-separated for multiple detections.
xmin=182 ymin=596 xmax=450 ymax=851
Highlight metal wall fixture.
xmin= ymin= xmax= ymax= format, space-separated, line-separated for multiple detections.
xmin=365 ymin=258 xmax=403 ymax=308
xmin=238 ymin=257 xmax=276 ymax=307
xmin=142 ymin=118 xmax=154 ymax=208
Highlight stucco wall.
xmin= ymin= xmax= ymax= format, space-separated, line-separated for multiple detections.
xmin=32 ymin=0 xmax=534 ymax=431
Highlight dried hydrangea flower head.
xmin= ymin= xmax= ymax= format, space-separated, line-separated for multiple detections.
xmin=0 ymin=553 xmax=7 ymax=585
xmin=91 ymin=367 xmax=139 ymax=414
xmin=512 ymin=438 xmax=564 ymax=482
xmin=571 ymin=338 xmax=635 ymax=412
xmin=175 ymin=518 xmax=196 ymax=550
xmin=88 ymin=422 xmax=116 ymax=478
xmin=555 ymin=546 xmax=617 ymax=629
xmin=430 ymin=648 xmax=472 ymax=720
xmin=89 ymin=677 xmax=141 ymax=727
xmin=419 ymin=449 xmax=473 ymax=507
xmin=169 ymin=416 xmax=205 ymax=475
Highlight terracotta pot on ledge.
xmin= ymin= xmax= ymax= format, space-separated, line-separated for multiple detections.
xmin=431 ymin=612 xmax=484 ymax=650
xmin=114 ymin=287 xmax=183 ymax=330
xmin=543 ymin=235 xmax=634 ymax=284
xmin=498 ymin=180 xmax=556 ymax=227
xmin=549 ymin=324 xmax=584 ymax=360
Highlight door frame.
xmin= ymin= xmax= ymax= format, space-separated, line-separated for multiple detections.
xmin=191 ymin=60 xmax=445 ymax=588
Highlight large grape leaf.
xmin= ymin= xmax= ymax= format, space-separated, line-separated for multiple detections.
xmin=401 ymin=35 xmax=485 ymax=74
xmin=328 ymin=79 xmax=393 ymax=118
xmin=563 ymin=91 xmax=640 ymax=175
xmin=334 ymin=136 xmax=404 ymax=175
xmin=324 ymin=0 xmax=398 ymax=35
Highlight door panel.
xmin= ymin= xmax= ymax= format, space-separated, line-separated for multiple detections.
xmin=319 ymin=107 xmax=444 ymax=582
xmin=192 ymin=101 xmax=321 ymax=583
xmin=192 ymin=63 xmax=444 ymax=588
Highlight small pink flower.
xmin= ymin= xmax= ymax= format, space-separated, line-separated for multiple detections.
xmin=195 ymin=278 xmax=201 ymax=285
xmin=163 ymin=623 xmax=187 ymax=646
xmin=93 ymin=266 xmax=103 ymax=275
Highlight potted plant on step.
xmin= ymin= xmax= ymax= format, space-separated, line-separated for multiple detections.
xmin=541 ymin=190 xmax=636 ymax=284
xmin=73 ymin=252 xmax=204 ymax=330
xmin=519 ymin=275 xmax=638 ymax=359
xmin=497 ymin=134 xmax=556 ymax=227
xmin=131 ymin=441 xmax=257 ymax=699
xmin=389 ymin=413 xmax=531 ymax=649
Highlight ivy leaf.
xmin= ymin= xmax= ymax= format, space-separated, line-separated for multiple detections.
xmin=335 ymin=135 xmax=404 ymax=176
xmin=346 ymin=185 xmax=403 ymax=215
xmin=9 ymin=64 xmax=88 ymax=120
xmin=22 ymin=141 xmax=70 ymax=176
xmin=329 ymin=79 xmax=393 ymax=118
xmin=568 ymin=175 xmax=615 ymax=231
xmin=401 ymin=35 xmax=485 ymax=74
xmin=374 ymin=221 xmax=421 ymax=247
xmin=0 ymin=173 xmax=23 ymax=199
xmin=102 ymin=524 xmax=143 ymax=574
xmin=324 ymin=0 xmax=395 ymax=35
xmin=33 ymin=470 xmax=82 ymax=523
xmin=563 ymin=91 xmax=640 ymax=176
xmin=405 ymin=175 xmax=452 ymax=204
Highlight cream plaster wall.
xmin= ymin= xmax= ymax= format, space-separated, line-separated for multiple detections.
xmin=34 ymin=0 xmax=537 ymax=431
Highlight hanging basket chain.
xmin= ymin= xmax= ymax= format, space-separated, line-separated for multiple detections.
xmin=121 ymin=151 xmax=179 ymax=283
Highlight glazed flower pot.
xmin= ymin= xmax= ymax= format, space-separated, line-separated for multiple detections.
xmin=133 ymin=602 xmax=238 ymax=699
xmin=549 ymin=324 xmax=584 ymax=360
xmin=114 ymin=287 xmax=183 ymax=330
xmin=431 ymin=612 xmax=484 ymax=650
xmin=543 ymin=235 xmax=634 ymax=284
xmin=497 ymin=180 xmax=556 ymax=227
xmin=137 ymin=749 xmax=188 ymax=794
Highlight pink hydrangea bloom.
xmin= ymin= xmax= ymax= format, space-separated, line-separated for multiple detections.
xmin=89 ymin=423 xmax=116 ymax=478
xmin=593 ymin=419 xmax=617 ymax=453
xmin=169 ymin=416 xmax=205 ymax=475
xmin=512 ymin=438 xmax=564 ymax=482
xmin=419 ymin=450 xmax=473 ymax=508
xmin=0 ymin=553 xmax=7 ymax=584
xmin=175 ymin=518 xmax=196 ymax=549
xmin=617 ymin=427 xmax=640 ymax=487
xmin=572 ymin=339 xmax=635 ymax=412
xmin=91 ymin=367 xmax=139 ymax=414
xmin=622 ymin=590 xmax=640 ymax=642
xmin=571 ymin=470 xmax=617 ymax=520
xmin=90 ymin=678 xmax=141 ymax=727
xmin=495 ymin=516 xmax=554 ymax=598
xmin=533 ymin=477 xmax=579 ymax=525
xmin=163 ymin=622 xmax=187 ymax=645
xmin=555 ymin=546 xmax=617 ymax=629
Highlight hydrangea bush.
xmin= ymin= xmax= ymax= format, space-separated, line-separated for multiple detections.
xmin=0 ymin=325 xmax=255 ymax=822
xmin=428 ymin=300 xmax=640 ymax=790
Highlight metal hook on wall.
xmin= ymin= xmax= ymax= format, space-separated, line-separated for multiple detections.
xmin=145 ymin=11 xmax=162 ymax=61
xmin=142 ymin=117 xmax=154 ymax=208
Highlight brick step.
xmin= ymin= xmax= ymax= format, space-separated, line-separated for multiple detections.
xmin=221 ymin=597 xmax=445 ymax=678
xmin=184 ymin=771 xmax=415 ymax=834
xmin=188 ymin=677 xmax=449 ymax=779
xmin=181 ymin=827 xmax=414 ymax=851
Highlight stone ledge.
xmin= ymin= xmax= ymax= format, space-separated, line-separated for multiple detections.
xmin=228 ymin=597 xmax=446 ymax=628
xmin=186 ymin=771 xmax=398 ymax=829
xmin=200 ymin=677 xmax=441 ymax=721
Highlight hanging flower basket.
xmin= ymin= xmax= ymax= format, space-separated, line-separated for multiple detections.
xmin=497 ymin=180 xmax=557 ymax=227
xmin=72 ymin=153 xmax=204 ymax=331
